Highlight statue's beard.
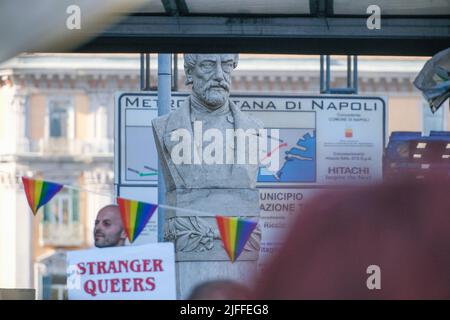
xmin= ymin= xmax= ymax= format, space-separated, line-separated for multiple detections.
xmin=193 ymin=79 xmax=230 ymax=109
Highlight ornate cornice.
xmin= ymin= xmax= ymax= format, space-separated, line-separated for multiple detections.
xmin=1 ymin=66 xmax=420 ymax=94
xmin=0 ymin=171 xmax=21 ymax=188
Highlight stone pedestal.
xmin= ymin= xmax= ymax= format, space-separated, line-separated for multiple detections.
xmin=176 ymin=261 xmax=257 ymax=299
xmin=163 ymin=188 xmax=260 ymax=299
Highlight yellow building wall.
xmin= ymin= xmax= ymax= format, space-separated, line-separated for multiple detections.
xmin=387 ymin=96 xmax=423 ymax=135
xmin=78 ymin=173 xmax=90 ymax=246
xmin=75 ymin=94 xmax=89 ymax=140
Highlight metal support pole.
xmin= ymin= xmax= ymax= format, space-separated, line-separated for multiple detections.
xmin=326 ymin=55 xmax=331 ymax=93
xmin=173 ymin=54 xmax=178 ymax=91
xmin=140 ymin=53 xmax=145 ymax=90
xmin=320 ymin=55 xmax=359 ymax=94
xmin=140 ymin=53 xmax=151 ymax=91
xmin=353 ymin=55 xmax=358 ymax=94
xmin=146 ymin=54 xmax=151 ymax=90
xmin=347 ymin=55 xmax=352 ymax=88
xmin=320 ymin=55 xmax=325 ymax=93
xmin=157 ymin=54 xmax=172 ymax=242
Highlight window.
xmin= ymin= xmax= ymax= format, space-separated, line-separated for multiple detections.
xmin=47 ymin=98 xmax=74 ymax=139
xmin=43 ymin=190 xmax=73 ymax=225
xmin=41 ymin=189 xmax=82 ymax=246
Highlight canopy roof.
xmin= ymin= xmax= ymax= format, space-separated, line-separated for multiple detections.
xmin=73 ymin=0 xmax=450 ymax=56
xmin=9 ymin=0 xmax=447 ymax=56
xmin=139 ymin=0 xmax=449 ymax=16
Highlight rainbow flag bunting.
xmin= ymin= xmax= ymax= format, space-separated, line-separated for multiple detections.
xmin=22 ymin=177 xmax=63 ymax=215
xmin=117 ymin=197 xmax=158 ymax=243
xmin=216 ymin=215 xmax=258 ymax=262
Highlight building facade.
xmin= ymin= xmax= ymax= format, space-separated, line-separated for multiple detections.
xmin=0 ymin=53 xmax=448 ymax=298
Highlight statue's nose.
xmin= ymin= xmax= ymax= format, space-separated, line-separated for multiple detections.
xmin=213 ymin=64 xmax=225 ymax=81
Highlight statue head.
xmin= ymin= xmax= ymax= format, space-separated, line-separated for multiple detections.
xmin=184 ymin=54 xmax=239 ymax=110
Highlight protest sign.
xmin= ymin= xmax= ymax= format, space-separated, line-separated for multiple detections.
xmin=67 ymin=243 xmax=176 ymax=300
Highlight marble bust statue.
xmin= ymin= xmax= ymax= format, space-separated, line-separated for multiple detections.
xmin=151 ymin=54 xmax=263 ymax=298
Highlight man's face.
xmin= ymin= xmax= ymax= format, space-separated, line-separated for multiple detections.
xmin=94 ymin=206 xmax=126 ymax=248
xmin=190 ymin=54 xmax=235 ymax=110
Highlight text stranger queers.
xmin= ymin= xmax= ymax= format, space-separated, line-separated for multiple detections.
xmin=75 ymin=258 xmax=164 ymax=297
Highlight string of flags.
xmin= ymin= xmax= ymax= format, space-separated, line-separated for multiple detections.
xmin=216 ymin=216 xmax=258 ymax=262
xmin=22 ymin=177 xmax=63 ymax=216
xmin=19 ymin=176 xmax=258 ymax=262
xmin=117 ymin=197 xmax=158 ymax=243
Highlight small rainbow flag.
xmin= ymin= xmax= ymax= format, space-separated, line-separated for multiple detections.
xmin=216 ymin=216 xmax=258 ymax=262
xmin=22 ymin=177 xmax=63 ymax=215
xmin=117 ymin=197 xmax=158 ymax=243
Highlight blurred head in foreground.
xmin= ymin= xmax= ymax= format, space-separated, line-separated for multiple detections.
xmin=253 ymin=178 xmax=450 ymax=299
xmin=94 ymin=204 xmax=126 ymax=248
xmin=187 ymin=280 xmax=251 ymax=300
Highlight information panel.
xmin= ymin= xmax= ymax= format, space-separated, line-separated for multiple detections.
xmin=115 ymin=93 xmax=386 ymax=261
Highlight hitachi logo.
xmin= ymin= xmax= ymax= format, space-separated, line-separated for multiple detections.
xmin=328 ymin=167 xmax=370 ymax=175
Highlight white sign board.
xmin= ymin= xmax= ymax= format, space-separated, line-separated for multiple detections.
xmin=115 ymin=93 xmax=161 ymax=244
xmin=115 ymin=93 xmax=386 ymax=265
xmin=116 ymin=93 xmax=385 ymax=187
xmin=242 ymin=96 xmax=386 ymax=186
xmin=66 ymin=243 xmax=176 ymax=300
xmin=242 ymin=95 xmax=386 ymax=269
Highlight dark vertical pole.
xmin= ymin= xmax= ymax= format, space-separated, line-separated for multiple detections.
xmin=173 ymin=54 xmax=178 ymax=91
xmin=320 ymin=55 xmax=324 ymax=93
xmin=353 ymin=55 xmax=358 ymax=94
xmin=140 ymin=53 xmax=144 ymax=90
xmin=326 ymin=55 xmax=331 ymax=94
xmin=157 ymin=54 xmax=172 ymax=242
xmin=145 ymin=53 xmax=151 ymax=90
xmin=347 ymin=55 xmax=352 ymax=88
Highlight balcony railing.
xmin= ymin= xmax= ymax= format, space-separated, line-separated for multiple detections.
xmin=39 ymin=222 xmax=84 ymax=247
